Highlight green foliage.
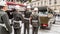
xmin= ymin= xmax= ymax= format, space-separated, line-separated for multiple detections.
xmin=29 ymin=0 xmax=31 ymax=2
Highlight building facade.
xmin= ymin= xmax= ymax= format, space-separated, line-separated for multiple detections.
xmin=27 ymin=0 xmax=60 ymax=11
xmin=6 ymin=0 xmax=21 ymax=4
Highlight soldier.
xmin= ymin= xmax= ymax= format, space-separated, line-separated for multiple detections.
xmin=24 ymin=5 xmax=32 ymax=34
xmin=11 ymin=5 xmax=24 ymax=34
xmin=30 ymin=8 xmax=39 ymax=34
xmin=0 ymin=1 xmax=12 ymax=34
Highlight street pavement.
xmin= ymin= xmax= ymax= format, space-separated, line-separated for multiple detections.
xmin=38 ymin=24 xmax=60 ymax=34
xmin=9 ymin=19 xmax=60 ymax=34
xmin=11 ymin=23 xmax=60 ymax=34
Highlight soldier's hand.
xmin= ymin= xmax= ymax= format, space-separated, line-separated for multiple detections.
xmin=10 ymin=24 xmax=13 ymax=26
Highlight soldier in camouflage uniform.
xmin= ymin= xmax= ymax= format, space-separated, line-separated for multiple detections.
xmin=0 ymin=1 xmax=12 ymax=34
xmin=30 ymin=8 xmax=39 ymax=34
xmin=11 ymin=5 xmax=24 ymax=34
xmin=24 ymin=6 xmax=32 ymax=34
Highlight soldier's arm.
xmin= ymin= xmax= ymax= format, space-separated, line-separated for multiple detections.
xmin=1 ymin=13 xmax=12 ymax=33
xmin=10 ymin=13 xmax=14 ymax=26
xmin=19 ymin=14 xmax=24 ymax=23
xmin=11 ymin=18 xmax=14 ymax=26
xmin=38 ymin=16 xmax=40 ymax=27
xmin=30 ymin=15 xmax=32 ymax=24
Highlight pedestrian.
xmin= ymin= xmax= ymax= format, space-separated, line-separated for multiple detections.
xmin=24 ymin=5 xmax=32 ymax=34
xmin=0 ymin=1 xmax=12 ymax=34
xmin=30 ymin=8 xmax=39 ymax=34
xmin=11 ymin=5 xmax=24 ymax=34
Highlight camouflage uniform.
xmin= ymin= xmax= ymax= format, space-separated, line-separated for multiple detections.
xmin=30 ymin=14 xmax=39 ymax=34
xmin=12 ymin=11 xmax=24 ymax=34
xmin=24 ymin=11 xmax=31 ymax=34
xmin=0 ymin=10 xmax=12 ymax=34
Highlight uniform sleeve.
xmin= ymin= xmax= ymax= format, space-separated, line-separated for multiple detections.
xmin=1 ymin=13 xmax=12 ymax=33
xmin=38 ymin=16 xmax=40 ymax=27
xmin=30 ymin=14 xmax=32 ymax=24
xmin=11 ymin=18 xmax=14 ymax=26
xmin=19 ymin=14 xmax=24 ymax=23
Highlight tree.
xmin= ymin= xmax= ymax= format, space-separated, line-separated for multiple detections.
xmin=29 ymin=0 xmax=32 ymax=2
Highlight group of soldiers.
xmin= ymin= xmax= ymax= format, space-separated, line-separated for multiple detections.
xmin=11 ymin=5 xmax=39 ymax=34
xmin=0 ymin=1 xmax=39 ymax=34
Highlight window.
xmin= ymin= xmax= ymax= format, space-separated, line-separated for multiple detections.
xmin=36 ymin=3 xmax=37 ymax=6
xmin=44 ymin=1 xmax=46 ymax=4
xmin=17 ymin=0 xmax=20 ymax=2
xmin=23 ymin=0 xmax=28 ymax=2
xmin=34 ymin=3 xmax=36 ymax=5
xmin=31 ymin=3 xmax=33 ymax=7
xmin=49 ymin=0 xmax=51 ymax=5
xmin=38 ymin=2 xmax=39 ymax=6
xmin=11 ymin=0 xmax=14 ymax=2
xmin=54 ymin=8 xmax=56 ymax=10
xmin=54 ymin=0 xmax=57 ymax=4
xmin=41 ymin=1 xmax=43 ymax=5
xmin=31 ymin=4 xmax=33 ymax=5
xmin=7 ymin=0 xmax=10 ymax=2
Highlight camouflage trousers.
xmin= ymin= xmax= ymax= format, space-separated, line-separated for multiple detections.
xmin=0 ymin=26 xmax=10 ymax=34
xmin=32 ymin=27 xmax=38 ymax=34
xmin=24 ymin=20 xmax=29 ymax=34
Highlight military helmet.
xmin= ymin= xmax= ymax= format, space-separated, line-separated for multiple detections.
xmin=27 ymin=5 xmax=31 ymax=8
xmin=34 ymin=7 xmax=38 ymax=10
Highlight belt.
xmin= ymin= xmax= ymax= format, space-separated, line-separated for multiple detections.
xmin=0 ymin=24 xmax=8 ymax=31
xmin=24 ymin=18 xmax=29 ymax=20
xmin=13 ymin=20 xmax=22 ymax=27
xmin=13 ymin=20 xmax=20 ymax=23
xmin=32 ymin=20 xmax=38 ymax=22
